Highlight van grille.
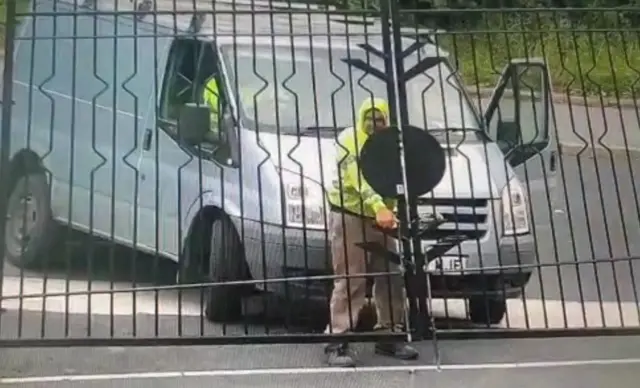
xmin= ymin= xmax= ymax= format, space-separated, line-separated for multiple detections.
xmin=415 ymin=197 xmax=490 ymax=240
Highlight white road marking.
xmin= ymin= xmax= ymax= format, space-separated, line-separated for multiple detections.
xmin=1 ymin=276 xmax=639 ymax=328
xmin=429 ymin=298 xmax=640 ymax=329
xmin=1 ymin=276 xmax=204 ymax=317
xmin=3 ymin=358 xmax=640 ymax=384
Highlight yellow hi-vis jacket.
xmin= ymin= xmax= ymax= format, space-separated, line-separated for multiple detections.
xmin=202 ymin=77 xmax=260 ymax=121
xmin=202 ymin=76 xmax=221 ymax=129
xmin=327 ymin=98 xmax=396 ymax=218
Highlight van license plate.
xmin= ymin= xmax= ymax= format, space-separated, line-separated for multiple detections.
xmin=426 ymin=256 xmax=467 ymax=275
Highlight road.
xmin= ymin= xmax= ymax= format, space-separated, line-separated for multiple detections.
xmin=514 ymin=150 xmax=640 ymax=328
xmin=0 ymin=151 xmax=639 ymax=343
xmin=2 ymin=360 xmax=640 ymax=388
xmin=552 ymin=101 xmax=640 ymax=151
xmin=0 ymin=336 xmax=639 ymax=386
xmin=474 ymin=97 xmax=640 ymax=152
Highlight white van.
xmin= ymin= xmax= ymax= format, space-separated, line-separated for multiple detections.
xmin=3 ymin=0 xmax=556 ymax=325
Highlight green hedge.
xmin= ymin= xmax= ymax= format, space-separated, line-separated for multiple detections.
xmin=0 ymin=0 xmax=29 ymax=22
xmin=0 ymin=0 xmax=30 ymax=40
xmin=334 ymin=0 xmax=639 ymax=98
xmin=436 ymin=13 xmax=639 ymax=98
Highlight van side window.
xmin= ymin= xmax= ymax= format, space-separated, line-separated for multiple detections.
xmin=159 ymin=39 xmax=227 ymax=147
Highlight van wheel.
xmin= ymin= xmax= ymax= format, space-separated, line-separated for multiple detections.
xmin=204 ymin=217 xmax=247 ymax=322
xmin=4 ymin=173 xmax=56 ymax=269
xmin=468 ymin=297 xmax=507 ymax=325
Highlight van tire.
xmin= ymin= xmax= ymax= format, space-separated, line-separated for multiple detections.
xmin=204 ymin=217 xmax=246 ymax=322
xmin=468 ymin=297 xmax=507 ymax=325
xmin=4 ymin=173 xmax=56 ymax=269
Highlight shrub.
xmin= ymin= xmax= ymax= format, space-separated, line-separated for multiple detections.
xmin=332 ymin=0 xmax=639 ymax=98
xmin=434 ymin=9 xmax=639 ymax=98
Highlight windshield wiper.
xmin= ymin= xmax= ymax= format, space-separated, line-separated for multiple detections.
xmin=428 ymin=127 xmax=483 ymax=132
xmin=300 ymin=126 xmax=345 ymax=136
xmin=429 ymin=128 xmax=485 ymax=143
xmin=304 ymin=126 xmax=345 ymax=131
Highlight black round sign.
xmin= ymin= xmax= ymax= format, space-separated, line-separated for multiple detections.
xmin=359 ymin=125 xmax=446 ymax=198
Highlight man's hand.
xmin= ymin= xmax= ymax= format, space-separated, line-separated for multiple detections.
xmin=375 ymin=207 xmax=397 ymax=229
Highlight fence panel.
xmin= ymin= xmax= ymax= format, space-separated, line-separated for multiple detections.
xmin=0 ymin=0 xmax=420 ymax=347
xmin=1 ymin=0 xmax=639 ymax=348
xmin=398 ymin=5 xmax=640 ymax=338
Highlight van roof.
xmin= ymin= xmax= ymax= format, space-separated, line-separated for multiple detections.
xmin=94 ymin=0 xmax=448 ymax=56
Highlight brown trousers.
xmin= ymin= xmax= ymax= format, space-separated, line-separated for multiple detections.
xmin=325 ymin=212 xmax=406 ymax=334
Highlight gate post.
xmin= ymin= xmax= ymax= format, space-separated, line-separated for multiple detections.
xmin=0 ymin=0 xmax=19 ymax=313
xmin=378 ymin=0 xmax=433 ymax=342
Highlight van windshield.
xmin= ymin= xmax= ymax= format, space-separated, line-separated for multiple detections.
xmin=220 ymin=44 xmax=481 ymax=135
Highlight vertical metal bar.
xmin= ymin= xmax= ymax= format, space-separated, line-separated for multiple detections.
xmin=64 ymin=1 xmax=80 ymax=339
xmin=151 ymin=0 xmax=160 ymax=339
xmin=0 ymin=0 xmax=18 ymax=318
xmin=379 ymin=0 xmax=432 ymax=343
xmin=378 ymin=0 xmax=415 ymax=338
xmin=40 ymin=0 xmax=57 ymax=339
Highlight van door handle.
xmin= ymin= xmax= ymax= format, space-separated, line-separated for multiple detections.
xmin=549 ymin=150 xmax=557 ymax=172
xmin=142 ymin=128 xmax=153 ymax=151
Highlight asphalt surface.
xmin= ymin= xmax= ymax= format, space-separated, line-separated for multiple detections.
xmin=1 ymin=336 xmax=639 ymax=386
xmin=3 ymin=366 xmax=639 ymax=388
xmin=475 ymin=97 xmax=640 ymax=151
xmin=526 ymin=151 xmax=640 ymax=304
xmin=552 ymin=101 xmax=640 ymax=151
xmin=2 ymin=363 xmax=640 ymax=388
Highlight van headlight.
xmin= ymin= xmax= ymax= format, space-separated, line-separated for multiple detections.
xmin=280 ymin=169 xmax=327 ymax=230
xmin=501 ymin=177 xmax=529 ymax=236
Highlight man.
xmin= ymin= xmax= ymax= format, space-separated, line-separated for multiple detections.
xmin=202 ymin=76 xmax=276 ymax=136
xmin=202 ymin=75 xmax=223 ymax=143
xmin=325 ymin=97 xmax=419 ymax=367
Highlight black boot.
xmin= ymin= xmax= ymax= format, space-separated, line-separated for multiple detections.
xmin=375 ymin=341 xmax=419 ymax=360
xmin=324 ymin=343 xmax=356 ymax=367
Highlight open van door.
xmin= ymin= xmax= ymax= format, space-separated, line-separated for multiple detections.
xmin=484 ymin=58 xmax=558 ymax=216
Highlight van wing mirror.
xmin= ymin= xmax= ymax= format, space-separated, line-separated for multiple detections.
xmin=177 ymin=103 xmax=210 ymax=145
xmin=495 ymin=120 xmax=520 ymax=150
xmin=484 ymin=58 xmax=551 ymax=165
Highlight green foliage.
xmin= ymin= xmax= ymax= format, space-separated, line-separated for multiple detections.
xmin=1 ymin=0 xmax=30 ymax=35
xmin=438 ymin=10 xmax=639 ymax=97
xmin=331 ymin=0 xmax=639 ymax=97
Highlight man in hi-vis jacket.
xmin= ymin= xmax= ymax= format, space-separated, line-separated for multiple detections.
xmin=202 ymin=76 xmax=223 ymax=144
xmin=324 ymin=97 xmax=419 ymax=367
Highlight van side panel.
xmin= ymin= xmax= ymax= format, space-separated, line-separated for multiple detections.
xmin=11 ymin=0 xmax=158 ymax=241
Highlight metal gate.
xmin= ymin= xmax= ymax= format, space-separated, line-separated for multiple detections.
xmin=0 ymin=0 xmax=639 ymax=350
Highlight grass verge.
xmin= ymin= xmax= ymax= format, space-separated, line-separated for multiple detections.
xmin=0 ymin=0 xmax=30 ymax=52
xmin=429 ymin=12 xmax=639 ymax=99
xmin=439 ymin=30 xmax=639 ymax=99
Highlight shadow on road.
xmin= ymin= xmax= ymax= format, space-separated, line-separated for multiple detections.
xmin=2 ymin=227 xmax=481 ymax=335
xmin=7 ymin=226 xmax=179 ymax=285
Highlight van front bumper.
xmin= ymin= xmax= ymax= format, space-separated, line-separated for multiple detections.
xmin=233 ymin=217 xmax=536 ymax=302
xmin=232 ymin=217 xmax=333 ymax=304
xmin=428 ymin=233 xmax=536 ymax=299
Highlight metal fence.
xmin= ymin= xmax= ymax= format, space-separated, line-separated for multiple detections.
xmin=0 ymin=0 xmax=639 ymax=350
